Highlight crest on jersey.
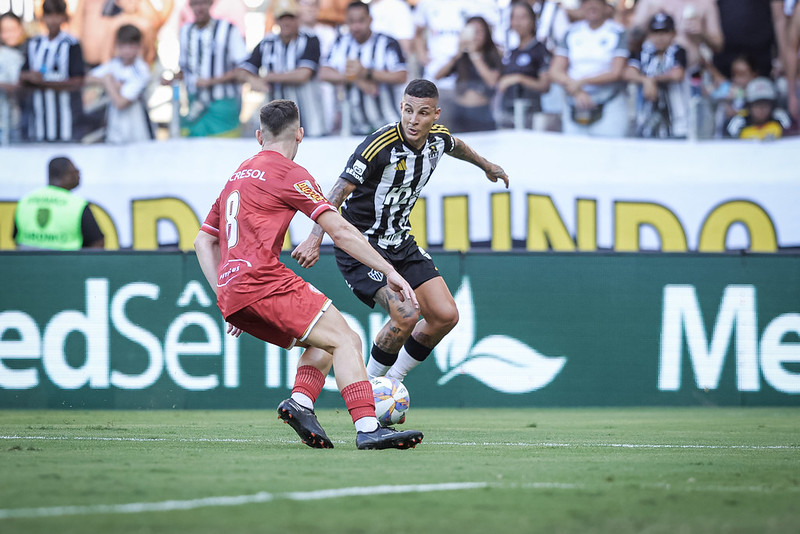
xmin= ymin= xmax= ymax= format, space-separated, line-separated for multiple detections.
xmin=367 ymin=269 xmax=385 ymax=282
xmin=293 ymin=180 xmax=327 ymax=204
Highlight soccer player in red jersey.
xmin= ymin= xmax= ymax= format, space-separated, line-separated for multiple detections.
xmin=194 ymin=99 xmax=424 ymax=450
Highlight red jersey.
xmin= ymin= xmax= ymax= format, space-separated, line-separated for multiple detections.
xmin=201 ymin=150 xmax=336 ymax=317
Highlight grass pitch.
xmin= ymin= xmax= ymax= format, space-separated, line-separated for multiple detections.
xmin=1 ymin=408 xmax=798 ymax=533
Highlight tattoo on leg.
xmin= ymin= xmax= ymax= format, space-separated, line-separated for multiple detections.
xmin=413 ymin=331 xmax=436 ymax=348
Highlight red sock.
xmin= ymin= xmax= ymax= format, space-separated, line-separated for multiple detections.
xmin=341 ymin=380 xmax=375 ymax=423
xmin=292 ymin=365 xmax=326 ymax=402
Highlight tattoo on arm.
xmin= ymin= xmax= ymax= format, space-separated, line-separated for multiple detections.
xmin=311 ymin=178 xmax=357 ymax=239
xmin=448 ymin=137 xmax=487 ymax=171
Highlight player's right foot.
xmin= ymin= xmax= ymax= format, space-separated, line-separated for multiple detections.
xmin=277 ymin=398 xmax=333 ymax=449
xmin=356 ymin=426 xmax=423 ymax=450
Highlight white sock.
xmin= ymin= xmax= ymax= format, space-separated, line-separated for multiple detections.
xmin=366 ymin=359 xmax=391 ymax=380
xmin=354 ymin=416 xmax=379 ymax=433
xmin=291 ymin=392 xmax=314 ymax=410
xmin=385 ymin=347 xmax=423 ymax=381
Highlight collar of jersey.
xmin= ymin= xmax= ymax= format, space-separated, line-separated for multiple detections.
xmin=396 ymin=123 xmax=426 ymax=154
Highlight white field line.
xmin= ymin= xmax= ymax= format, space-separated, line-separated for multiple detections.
xmin=0 ymin=482 xmax=491 ymax=520
xmin=1 ymin=479 xmax=797 ymax=520
xmin=2 ymin=435 xmax=798 ymax=450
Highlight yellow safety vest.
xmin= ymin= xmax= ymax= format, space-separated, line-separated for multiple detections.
xmin=14 ymin=186 xmax=87 ymax=250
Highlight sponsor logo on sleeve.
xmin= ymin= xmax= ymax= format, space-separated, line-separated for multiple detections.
xmin=346 ymin=160 xmax=367 ymax=183
xmin=293 ymin=180 xmax=327 ymax=204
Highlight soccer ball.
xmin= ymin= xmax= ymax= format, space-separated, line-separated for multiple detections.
xmin=370 ymin=376 xmax=410 ymax=426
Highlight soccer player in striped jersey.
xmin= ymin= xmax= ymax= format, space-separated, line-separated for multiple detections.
xmin=293 ymin=78 xmax=508 ymax=389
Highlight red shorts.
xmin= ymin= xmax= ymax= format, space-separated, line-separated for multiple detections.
xmin=226 ymin=282 xmax=331 ymax=349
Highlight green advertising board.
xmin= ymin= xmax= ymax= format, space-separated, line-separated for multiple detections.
xmin=0 ymin=251 xmax=798 ymax=408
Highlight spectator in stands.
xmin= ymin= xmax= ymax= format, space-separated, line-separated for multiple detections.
xmin=548 ymin=0 xmax=629 ymax=137
xmin=320 ymin=1 xmax=407 ymax=135
xmin=168 ymin=0 xmax=247 ymax=138
xmin=13 ymin=156 xmax=105 ymax=250
xmin=18 ymin=0 xmax=87 ymax=142
xmin=625 ymin=12 xmax=689 ymax=138
xmin=630 ymin=0 xmax=723 ymax=75
xmin=413 ymin=0 xmax=499 ymax=125
xmin=496 ymin=1 xmax=550 ymax=129
xmin=85 ymin=24 xmax=154 ymax=143
xmin=725 ymin=76 xmax=794 ymax=139
xmin=238 ymin=0 xmax=327 ymax=137
xmin=1 ymin=11 xmax=28 ymax=54
xmin=786 ymin=2 xmax=800 ymax=121
xmin=705 ymin=54 xmax=758 ymax=136
xmin=435 ymin=15 xmax=502 ymax=132
xmin=0 ymin=14 xmax=25 ymax=143
xmin=712 ymin=0 xmax=783 ymax=80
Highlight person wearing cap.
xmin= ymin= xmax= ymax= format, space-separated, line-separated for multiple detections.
xmin=625 ymin=12 xmax=689 ymax=138
xmin=237 ymin=0 xmax=327 ymax=136
xmin=724 ymin=77 xmax=794 ymax=139
xmin=548 ymin=0 xmax=629 ymax=137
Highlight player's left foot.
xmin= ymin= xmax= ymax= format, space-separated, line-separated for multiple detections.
xmin=277 ymin=398 xmax=334 ymax=449
xmin=356 ymin=426 xmax=423 ymax=450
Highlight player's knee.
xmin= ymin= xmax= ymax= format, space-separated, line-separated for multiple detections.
xmin=433 ymin=304 xmax=459 ymax=334
xmin=390 ymin=307 xmax=419 ymax=335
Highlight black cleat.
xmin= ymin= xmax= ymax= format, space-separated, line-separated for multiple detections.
xmin=356 ymin=426 xmax=423 ymax=450
xmin=277 ymin=398 xmax=333 ymax=449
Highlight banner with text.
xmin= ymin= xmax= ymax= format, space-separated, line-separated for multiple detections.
xmin=1 ymin=252 xmax=798 ymax=408
xmin=1 ymin=133 xmax=797 ymax=252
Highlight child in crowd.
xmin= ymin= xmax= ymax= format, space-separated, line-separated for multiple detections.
xmin=86 ymin=24 xmax=154 ymax=144
xmin=725 ymin=77 xmax=794 ymax=140
xmin=705 ymin=54 xmax=758 ymax=137
xmin=625 ymin=12 xmax=688 ymax=138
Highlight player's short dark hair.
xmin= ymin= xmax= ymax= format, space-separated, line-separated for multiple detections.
xmin=404 ymin=79 xmax=438 ymax=100
xmin=347 ymin=1 xmax=369 ymax=15
xmin=48 ymin=156 xmax=73 ymax=183
xmin=42 ymin=0 xmax=68 ymax=16
xmin=116 ymin=24 xmax=142 ymax=45
xmin=259 ymin=99 xmax=300 ymax=137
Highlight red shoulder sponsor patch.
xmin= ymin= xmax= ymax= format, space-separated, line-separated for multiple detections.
xmin=293 ymin=180 xmax=327 ymax=204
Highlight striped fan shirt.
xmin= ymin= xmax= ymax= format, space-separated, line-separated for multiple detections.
xmin=178 ymin=19 xmax=247 ymax=103
xmin=339 ymin=122 xmax=455 ymax=248
xmin=22 ymin=31 xmax=85 ymax=142
xmin=239 ymin=30 xmax=326 ymax=136
xmin=323 ymin=31 xmax=406 ymax=135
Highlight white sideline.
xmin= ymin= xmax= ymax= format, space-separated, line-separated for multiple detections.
xmin=2 ymin=435 xmax=798 ymax=450
xmin=0 ymin=483 xmax=490 ymax=520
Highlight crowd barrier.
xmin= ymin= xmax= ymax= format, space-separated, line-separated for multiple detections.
xmin=0 ymin=251 xmax=798 ymax=409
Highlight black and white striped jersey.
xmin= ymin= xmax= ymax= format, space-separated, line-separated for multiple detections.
xmin=239 ymin=30 xmax=326 ymax=136
xmin=178 ymin=19 xmax=247 ymax=103
xmin=22 ymin=31 xmax=85 ymax=142
xmin=323 ymin=31 xmax=406 ymax=135
xmin=339 ymin=122 xmax=455 ymax=248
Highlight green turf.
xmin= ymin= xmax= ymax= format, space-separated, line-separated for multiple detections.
xmin=0 ymin=408 xmax=798 ymax=533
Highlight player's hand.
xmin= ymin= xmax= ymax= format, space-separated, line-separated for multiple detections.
xmin=291 ymin=236 xmax=321 ymax=268
xmin=643 ymin=78 xmax=658 ymax=101
xmin=386 ymin=270 xmax=419 ymax=310
xmin=485 ymin=163 xmax=509 ymax=189
xmin=226 ymin=322 xmax=243 ymax=337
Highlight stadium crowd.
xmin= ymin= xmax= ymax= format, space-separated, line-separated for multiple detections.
xmin=1 ymin=0 xmax=798 ymax=145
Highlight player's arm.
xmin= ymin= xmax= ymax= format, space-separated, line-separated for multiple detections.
xmin=194 ymin=230 xmax=242 ymax=337
xmin=315 ymin=209 xmax=418 ymax=309
xmin=448 ymin=136 xmax=509 ymax=189
xmin=194 ymin=230 xmax=222 ymax=296
xmin=291 ymin=177 xmax=358 ymax=268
